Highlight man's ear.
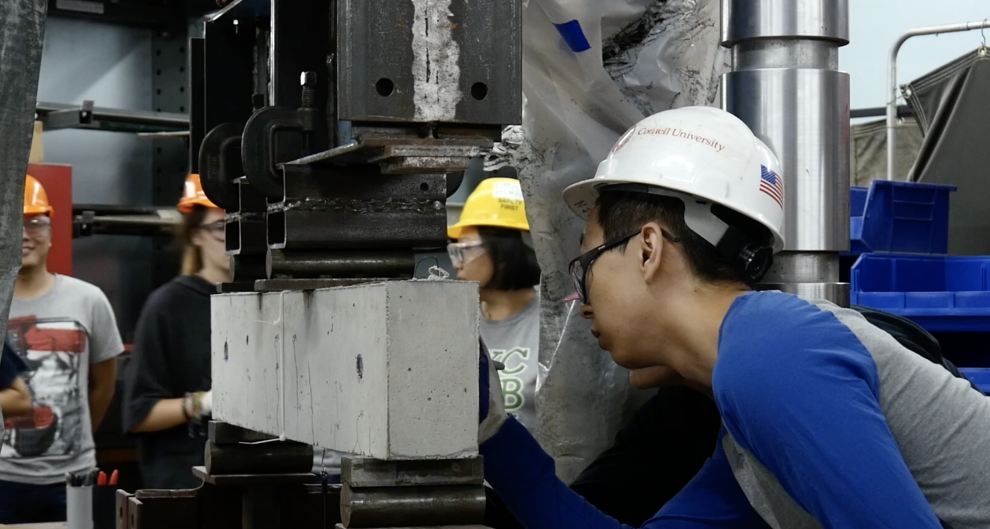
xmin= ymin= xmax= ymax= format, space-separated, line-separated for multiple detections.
xmin=640 ymin=222 xmax=664 ymax=282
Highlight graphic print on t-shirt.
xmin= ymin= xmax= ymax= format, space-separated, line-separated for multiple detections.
xmin=490 ymin=347 xmax=531 ymax=419
xmin=3 ymin=316 xmax=87 ymax=458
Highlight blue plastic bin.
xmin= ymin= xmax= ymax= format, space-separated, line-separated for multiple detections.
xmin=858 ymin=180 xmax=956 ymax=254
xmin=849 ymin=187 xmax=869 ymax=254
xmin=850 ymin=253 xmax=990 ymax=331
xmin=959 ymin=368 xmax=990 ymax=394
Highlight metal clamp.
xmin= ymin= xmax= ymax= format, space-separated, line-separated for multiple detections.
xmin=200 ymin=123 xmax=246 ymax=211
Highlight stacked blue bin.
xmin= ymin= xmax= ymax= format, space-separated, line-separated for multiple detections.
xmin=847 ymin=181 xmax=989 ymax=391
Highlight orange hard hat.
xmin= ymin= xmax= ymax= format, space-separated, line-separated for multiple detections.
xmin=24 ymin=175 xmax=54 ymax=217
xmin=177 ymin=173 xmax=219 ymax=213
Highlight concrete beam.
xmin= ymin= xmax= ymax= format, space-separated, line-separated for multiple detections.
xmin=211 ymin=280 xmax=480 ymax=460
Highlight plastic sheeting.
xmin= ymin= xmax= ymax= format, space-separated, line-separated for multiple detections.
xmin=850 ymin=118 xmax=922 ymax=187
xmin=906 ymin=54 xmax=990 ymax=256
xmin=903 ymin=49 xmax=989 ymax=135
xmin=489 ymin=0 xmax=727 ymax=482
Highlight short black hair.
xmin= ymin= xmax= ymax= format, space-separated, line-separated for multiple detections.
xmin=595 ymin=190 xmax=772 ymax=288
xmin=478 ymin=226 xmax=541 ymax=291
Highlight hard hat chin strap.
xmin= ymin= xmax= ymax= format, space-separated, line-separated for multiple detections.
xmin=681 ymin=200 xmax=773 ymax=282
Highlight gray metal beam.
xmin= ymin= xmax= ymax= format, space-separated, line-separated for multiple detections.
xmin=36 ymin=101 xmax=188 ymax=132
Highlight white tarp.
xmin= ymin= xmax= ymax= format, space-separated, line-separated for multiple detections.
xmin=489 ymin=0 xmax=728 ymax=481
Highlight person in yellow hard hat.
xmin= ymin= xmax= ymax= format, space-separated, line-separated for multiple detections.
xmin=448 ymin=177 xmax=541 ymax=434
xmin=123 ymin=174 xmax=225 ymax=489
xmin=0 ymin=176 xmax=123 ymax=524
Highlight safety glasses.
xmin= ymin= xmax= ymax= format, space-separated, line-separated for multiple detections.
xmin=23 ymin=216 xmax=51 ymax=236
xmin=447 ymin=241 xmax=486 ymax=268
xmin=568 ymin=228 xmax=680 ymax=305
xmin=199 ymin=220 xmax=226 ymax=242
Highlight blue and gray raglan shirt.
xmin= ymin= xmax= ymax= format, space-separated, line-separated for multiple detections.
xmin=481 ymin=291 xmax=990 ymax=528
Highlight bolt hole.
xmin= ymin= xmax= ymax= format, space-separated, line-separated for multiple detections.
xmin=156 ymin=49 xmax=161 ymax=56
xmin=156 ymin=108 xmax=162 ymax=112
xmin=179 ymin=66 xmax=185 ymax=73
xmin=375 ymin=78 xmax=394 ymax=97
xmin=420 ymin=182 xmax=429 ymax=191
xmin=156 ymin=69 xmax=162 ymax=76
xmin=179 ymin=46 xmax=185 ymax=53
xmin=471 ymin=82 xmax=488 ymax=101
xmin=156 ymin=147 xmax=162 ymax=154
xmin=156 ymin=89 xmax=162 ymax=95
xmin=179 ymin=86 xmax=185 ymax=93
xmin=180 ymin=106 xmax=185 ymax=112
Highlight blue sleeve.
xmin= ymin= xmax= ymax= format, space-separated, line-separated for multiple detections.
xmin=482 ymin=417 xmax=764 ymax=528
xmin=714 ymin=294 xmax=943 ymax=529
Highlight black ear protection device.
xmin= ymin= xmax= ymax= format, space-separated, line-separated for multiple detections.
xmin=713 ymin=224 xmax=774 ymax=282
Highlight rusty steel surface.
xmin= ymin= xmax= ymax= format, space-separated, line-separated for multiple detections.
xmin=341 ymin=457 xmax=484 ymax=488
xmin=268 ymin=167 xmax=447 ymax=251
xmin=336 ymin=0 xmax=521 ymax=125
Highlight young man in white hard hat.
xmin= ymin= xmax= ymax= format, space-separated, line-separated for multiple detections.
xmin=476 ymin=106 xmax=990 ymax=528
xmin=0 ymin=176 xmax=123 ymax=524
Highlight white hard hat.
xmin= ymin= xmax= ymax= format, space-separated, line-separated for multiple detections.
xmin=564 ymin=106 xmax=785 ymax=257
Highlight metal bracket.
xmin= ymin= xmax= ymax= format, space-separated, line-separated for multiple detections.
xmin=289 ymin=136 xmax=492 ymax=175
xmin=41 ymin=99 xmax=94 ymax=130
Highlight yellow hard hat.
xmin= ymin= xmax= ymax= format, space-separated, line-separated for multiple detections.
xmin=24 ymin=175 xmax=54 ymax=217
xmin=448 ymin=178 xmax=530 ymax=239
xmin=177 ymin=173 xmax=219 ymax=213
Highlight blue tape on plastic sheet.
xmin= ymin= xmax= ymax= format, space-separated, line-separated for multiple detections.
xmin=554 ymin=20 xmax=591 ymax=53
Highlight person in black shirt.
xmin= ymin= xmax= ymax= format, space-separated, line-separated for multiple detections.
xmin=1 ymin=341 xmax=31 ymax=419
xmin=122 ymin=174 xmax=227 ymax=489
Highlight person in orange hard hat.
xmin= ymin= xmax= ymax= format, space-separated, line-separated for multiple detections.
xmin=123 ymin=174 xmax=225 ymax=489
xmin=448 ymin=178 xmax=542 ymax=435
xmin=0 ymin=176 xmax=123 ymax=524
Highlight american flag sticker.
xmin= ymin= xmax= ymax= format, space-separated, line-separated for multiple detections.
xmin=760 ymin=165 xmax=783 ymax=208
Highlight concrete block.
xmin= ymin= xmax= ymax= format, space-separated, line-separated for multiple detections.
xmin=212 ymin=280 xmax=480 ymax=460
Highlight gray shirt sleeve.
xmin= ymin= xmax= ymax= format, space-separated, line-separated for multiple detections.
xmin=88 ymin=290 xmax=124 ymax=364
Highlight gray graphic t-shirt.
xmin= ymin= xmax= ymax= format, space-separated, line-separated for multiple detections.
xmin=480 ymin=293 xmax=540 ymax=434
xmin=3 ymin=275 xmax=123 ymax=484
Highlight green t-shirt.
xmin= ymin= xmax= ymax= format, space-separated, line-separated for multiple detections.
xmin=481 ymin=292 xmax=540 ymax=435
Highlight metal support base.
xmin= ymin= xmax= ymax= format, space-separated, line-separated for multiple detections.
xmin=118 ymin=422 xmax=334 ymax=529
xmin=339 ymin=458 xmax=487 ymax=529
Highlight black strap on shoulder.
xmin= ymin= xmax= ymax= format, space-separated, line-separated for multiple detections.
xmin=852 ymin=305 xmax=984 ymax=396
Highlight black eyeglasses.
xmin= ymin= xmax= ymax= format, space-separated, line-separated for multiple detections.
xmin=568 ymin=228 xmax=681 ymax=305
